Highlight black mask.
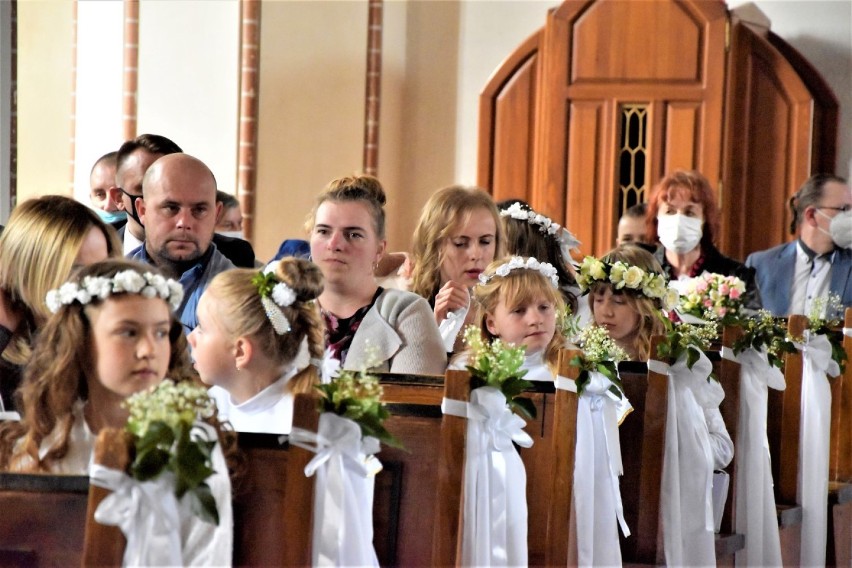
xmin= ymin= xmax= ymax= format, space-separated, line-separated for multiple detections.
xmin=119 ymin=188 xmax=144 ymax=227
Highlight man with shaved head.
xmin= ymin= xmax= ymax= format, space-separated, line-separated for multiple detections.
xmin=133 ymin=153 xmax=235 ymax=331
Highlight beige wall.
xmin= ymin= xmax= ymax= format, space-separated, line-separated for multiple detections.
xmin=17 ymin=1 xmax=74 ymax=203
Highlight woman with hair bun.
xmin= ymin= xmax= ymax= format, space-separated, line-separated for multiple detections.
xmin=306 ymin=175 xmax=446 ymax=375
xmin=189 ymin=257 xmax=325 ymax=434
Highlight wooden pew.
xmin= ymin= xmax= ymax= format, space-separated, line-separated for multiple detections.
xmin=0 ymin=472 xmax=89 ymax=566
xmin=828 ymin=307 xmax=852 ymax=567
xmin=374 ymin=372 xmax=445 ymax=567
xmin=429 ymin=354 xmax=581 ymax=566
xmin=82 ymin=393 xmax=319 ymax=567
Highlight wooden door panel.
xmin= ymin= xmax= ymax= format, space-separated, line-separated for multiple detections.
xmin=571 ymin=0 xmax=703 ymax=83
xmin=491 ymin=55 xmax=538 ymax=202
xmin=665 ymin=102 xmax=701 ymax=172
xmin=722 ymin=20 xmax=814 ymax=260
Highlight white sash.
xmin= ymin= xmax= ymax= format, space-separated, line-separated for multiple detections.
xmin=443 ymin=386 xmax=532 ymax=566
xmin=289 ymin=413 xmax=381 ymax=567
xmin=650 ymin=352 xmax=719 ymax=567
xmin=572 ymin=371 xmax=630 ymax=567
xmin=90 ymin=465 xmax=183 ymax=567
xmin=721 ymin=346 xmax=785 ymax=567
xmin=796 ymin=332 xmax=840 ymax=567
xmin=438 ymin=303 xmax=470 ymax=352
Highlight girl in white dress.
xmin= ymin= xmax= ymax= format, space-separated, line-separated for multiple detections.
xmin=0 ymin=259 xmax=232 ymax=566
xmin=189 ymin=257 xmax=324 ymax=435
xmin=450 ymin=256 xmax=566 ymax=381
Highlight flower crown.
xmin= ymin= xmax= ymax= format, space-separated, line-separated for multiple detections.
xmin=499 ymin=202 xmax=581 ymax=252
xmin=575 ymin=256 xmax=680 ymax=311
xmin=252 ymin=261 xmax=298 ymax=335
xmin=45 ymin=270 xmax=184 ymax=314
xmin=478 ymin=256 xmax=560 ymax=288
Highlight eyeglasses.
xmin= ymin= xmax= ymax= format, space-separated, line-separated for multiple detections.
xmin=817 ymin=205 xmax=852 ymax=213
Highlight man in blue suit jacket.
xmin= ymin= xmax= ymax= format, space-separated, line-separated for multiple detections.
xmin=746 ymin=174 xmax=852 ymax=317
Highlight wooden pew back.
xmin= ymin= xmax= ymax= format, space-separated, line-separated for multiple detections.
xmin=829 ymin=307 xmax=852 ymax=482
xmin=0 ymin=473 xmax=89 ymax=566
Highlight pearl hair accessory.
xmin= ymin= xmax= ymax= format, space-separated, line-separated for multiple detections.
xmin=253 ymin=261 xmax=298 ymax=335
xmin=478 ymin=256 xmax=560 ymax=288
xmin=45 ymin=270 xmax=184 ymax=314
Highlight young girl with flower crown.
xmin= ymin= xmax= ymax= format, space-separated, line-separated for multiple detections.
xmin=0 ymin=259 xmax=232 ymax=564
xmin=579 ymin=245 xmax=733 ymax=467
xmin=450 ymin=256 xmax=566 ymax=381
xmin=189 ymin=257 xmax=324 ymax=435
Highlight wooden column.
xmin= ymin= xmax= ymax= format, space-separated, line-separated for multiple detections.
xmin=237 ymin=0 xmax=260 ymax=242
xmin=122 ymin=0 xmax=139 ymax=141
xmin=362 ymin=0 xmax=382 ymax=176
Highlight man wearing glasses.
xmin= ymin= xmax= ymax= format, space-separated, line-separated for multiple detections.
xmin=746 ymin=174 xmax=852 ymax=317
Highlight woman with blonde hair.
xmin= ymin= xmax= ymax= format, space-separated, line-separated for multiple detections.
xmin=409 ymin=185 xmax=506 ymax=351
xmin=0 ymin=195 xmax=120 ymax=410
xmin=189 ymin=257 xmax=325 ymax=434
xmin=307 ymin=175 xmax=446 ymax=374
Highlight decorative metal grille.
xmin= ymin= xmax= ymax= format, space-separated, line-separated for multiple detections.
xmin=618 ymin=104 xmax=647 ymax=216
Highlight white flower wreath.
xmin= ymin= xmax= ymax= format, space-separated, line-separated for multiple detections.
xmin=575 ymin=256 xmax=679 ymax=311
xmin=478 ymin=256 xmax=560 ymax=288
xmin=499 ymin=202 xmax=582 ymax=252
xmin=45 ymin=270 xmax=184 ymax=314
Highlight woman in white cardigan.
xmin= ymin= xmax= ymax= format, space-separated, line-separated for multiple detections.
xmin=307 ymin=175 xmax=447 ymax=375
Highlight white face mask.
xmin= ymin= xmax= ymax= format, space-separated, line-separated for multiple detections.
xmin=827 ymin=210 xmax=852 ymax=249
xmin=216 ymin=230 xmax=245 ymax=241
xmin=657 ymin=213 xmax=703 ymax=254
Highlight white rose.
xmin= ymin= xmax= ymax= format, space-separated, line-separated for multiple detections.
xmin=623 ymin=266 xmax=645 ymax=289
xmin=589 ymin=260 xmax=607 ymax=280
xmin=58 ymin=282 xmax=78 ymax=304
xmin=663 ymin=288 xmax=681 ymax=311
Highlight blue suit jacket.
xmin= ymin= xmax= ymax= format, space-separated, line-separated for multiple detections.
xmin=745 ymin=242 xmax=852 ymax=317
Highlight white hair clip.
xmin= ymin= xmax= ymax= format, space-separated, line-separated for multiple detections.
xmin=253 ymin=263 xmax=298 ymax=335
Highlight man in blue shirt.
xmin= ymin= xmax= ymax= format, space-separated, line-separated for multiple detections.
xmin=132 ymin=153 xmax=234 ymax=331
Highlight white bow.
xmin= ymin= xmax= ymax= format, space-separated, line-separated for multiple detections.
xmin=574 ymin=371 xmax=630 ymax=566
xmin=652 ymin=350 xmax=718 ymax=566
xmin=289 ymin=413 xmax=380 ymax=567
xmin=90 ymin=465 xmax=183 ymax=567
xmin=460 ymin=386 xmax=531 ymax=566
xmin=796 ymin=331 xmax=837 ymax=566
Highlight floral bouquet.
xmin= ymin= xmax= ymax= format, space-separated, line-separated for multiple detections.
xmin=314 ymin=356 xmax=401 ymax=448
xmin=462 ymin=325 xmax=536 ymax=420
xmin=656 ymin=320 xmax=719 ymax=375
xmin=733 ymin=309 xmax=797 ymax=369
xmin=124 ymin=379 xmax=221 ymax=524
xmin=570 ymin=325 xmax=629 ymax=397
xmin=800 ymin=294 xmax=848 ymax=374
xmin=678 ymin=272 xmax=746 ymax=323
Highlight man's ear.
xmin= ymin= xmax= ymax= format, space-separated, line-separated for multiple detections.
xmin=803 ymin=206 xmax=819 ymax=227
xmin=137 ymin=197 xmax=147 ymax=224
xmin=108 ymin=187 xmax=126 ymax=211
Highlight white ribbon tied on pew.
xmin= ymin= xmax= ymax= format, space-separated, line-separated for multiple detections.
xmin=289 ymin=413 xmax=381 ymax=568
xmin=649 ymin=351 xmax=720 ymax=567
xmin=442 ymin=386 xmax=533 ymax=566
xmin=90 ymin=465 xmax=183 ymax=567
xmin=796 ymin=331 xmax=840 ymax=568
xmin=563 ymin=371 xmax=630 ymax=567
xmin=720 ymin=346 xmax=785 ymax=567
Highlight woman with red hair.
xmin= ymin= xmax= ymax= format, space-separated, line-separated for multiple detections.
xmin=646 ymin=170 xmax=760 ymax=306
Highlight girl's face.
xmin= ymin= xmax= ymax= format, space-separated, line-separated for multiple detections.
xmin=87 ymin=294 xmax=171 ymax=401
xmin=188 ymin=291 xmax=236 ymax=387
xmin=486 ymin=293 xmax=556 ymax=355
xmin=439 ymin=207 xmax=497 ymax=288
xmin=591 ymin=287 xmax=641 ymax=346
xmin=310 ymin=200 xmax=386 ymax=290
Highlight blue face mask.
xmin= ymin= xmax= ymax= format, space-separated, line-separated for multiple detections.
xmin=96 ymin=209 xmax=127 ymax=225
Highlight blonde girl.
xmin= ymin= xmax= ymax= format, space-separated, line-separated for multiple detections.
xmin=410 ymin=185 xmax=506 ymax=351
xmin=189 ymin=257 xmax=324 ymax=434
xmin=585 ymin=246 xmax=670 ymax=361
xmin=0 ymin=259 xmax=194 ymax=472
xmin=452 ymin=256 xmax=566 ymax=382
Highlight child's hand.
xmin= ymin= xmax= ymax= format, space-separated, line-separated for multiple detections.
xmin=434 ymin=280 xmax=470 ymax=323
